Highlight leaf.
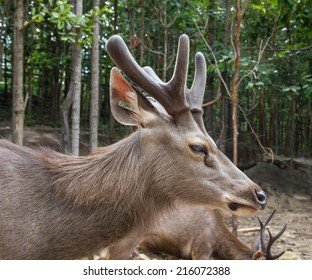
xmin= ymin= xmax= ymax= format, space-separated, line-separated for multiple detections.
xmin=66 ymin=21 xmax=72 ymax=30
xmin=255 ymin=81 xmax=265 ymax=86
xmin=246 ymin=81 xmax=254 ymax=89
xmin=282 ymin=85 xmax=301 ymax=93
xmin=57 ymin=20 xmax=64 ymax=30
xmin=51 ymin=12 xmax=59 ymax=19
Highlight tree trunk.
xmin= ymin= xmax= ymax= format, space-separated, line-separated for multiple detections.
xmin=126 ymin=0 xmax=135 ymax=55
xmin=61 ymin=0 xmax=82 ymax=155
xmin=139 ymin=0 xmax=145 ymax=65
xmin=231 ymin=0 xmax=250 ymax=236
xmin=0 ymin=1 xmax=9 ymax=83
xmin=258 ymin=88 xmax=266 ymax=146
xmin=204 ymin=0 xmax=215 ymax=133
xmin=231 ymin=0 xmax=249 ymax=163
xmin=109 ymin=0 xmax=118 ymax=139
xmin=158 ymin=1 xmax=174 ymax=82
xmin=51 ymin=32 xmax=62 ymax=123
xmin=269 ymin=90 xmax=276 ymax=149
xmin=12 ymin=0 xmax=24 ymax=145
xmin=71 ymin=0 xmax=83 ymax=156
xmin=219 ymin=0 xmax=231 ymax=153
xmin=308 ymin=101 xmax=312 ymax=156
xmin=162 ymin=1 xmax=168 ymax=82
xmin=89 ymin=0 xmax=100 ymax=153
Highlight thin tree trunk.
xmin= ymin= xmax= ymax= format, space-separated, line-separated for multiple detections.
xmin=51 ymin=32 xmax=62 ymax=123
xmin=61 ymin=0 xmax=82 ymax=155
xmin=0 ymin=0 xmax=10 ymax=85
xmin=61 ymin=81 xmax=73 ymax=152
xmin=12 ymin=0 xmax=24 ymax=145
xmin=231 ymin=0 xmax=249 ymax=236
xmin=139 ymin=0 xmax=145 ymax=65
xmin=258 ymin=88 xmax=266 ymax=145
xmin=269 ymin=90 xmax=276 ymax=149
xmin=90 ymin=0 xmax=100 ymax=153
xmin=27 ymin=60 xmax=34 ymax=117
xmin=308 ymin=101 xmax=312 ymax=156
xmin=219 ymin=0 xmax=231 ymax=153
xmin=109 ymin=0 xmax=118 ymax=139
xmin=231 ymin=0 xmax=249 ymax=165
xmin=158 ymin=1 xmax=174 ymax=82
xmin=126 ymin=0 xmax=135 ymax=55
xmin=162 ymin=1 xmax=168 ymax=82
xmin=204 ymin=0 xmax=215 ymax=133
xmin=71 ymin=0 xmax=83 ymax=156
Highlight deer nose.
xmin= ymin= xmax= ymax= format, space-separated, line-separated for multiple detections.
xmin=255 ymin=190 xmax=267 ymax=209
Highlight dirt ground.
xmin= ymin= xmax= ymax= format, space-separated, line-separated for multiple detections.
xmin=237 ymin=196 xmax=312 ymax=260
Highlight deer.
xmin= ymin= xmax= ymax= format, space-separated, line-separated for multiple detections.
xmin=105 ymin=207 xmax=286 ymax=260
xmin=0 ymin=34 xmax=266 ymax=259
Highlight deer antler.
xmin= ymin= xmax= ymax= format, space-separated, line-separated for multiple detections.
xmin=185 ymin=52 xmax=207 ymax=135
xmin=106 ymin=35 xmax=190 ymax=117
xmin=143 ymin=51 xmax=207 ymax=134
xmin=255 ymin=209 xmax=287 ymax=260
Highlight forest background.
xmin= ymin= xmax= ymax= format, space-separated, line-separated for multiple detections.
xmin=0 ymin=0 xmax=311 ymax=164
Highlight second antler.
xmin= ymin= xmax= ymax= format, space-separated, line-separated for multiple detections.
xmin=254 ymin=209 xmax=287 ymax=260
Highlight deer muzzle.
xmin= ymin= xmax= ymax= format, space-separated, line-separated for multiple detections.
xmin=226 ymin=186 xmax=267 ymax=215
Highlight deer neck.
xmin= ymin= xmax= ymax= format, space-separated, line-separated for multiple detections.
xmin=47 ymin=131 xmax=172 ymax=237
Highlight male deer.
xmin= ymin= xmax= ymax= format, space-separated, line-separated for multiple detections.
xmin=106 ymin=208 xmax=286 ymax=260
xmin=0 ymin=35 xmax=266 ymax=259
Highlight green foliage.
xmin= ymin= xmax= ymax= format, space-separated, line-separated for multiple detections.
xmin=0 ymin=0 xmax=311 ymax=156
xmin=28 ymin=0 xmax=113 ymax=48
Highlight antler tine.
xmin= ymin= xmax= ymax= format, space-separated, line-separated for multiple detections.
xmin=187 ymin=52 xmax=207 ymax=109
xmin=263 ymin=209 xmax=276 ymax=227
xmin=143 ymin=66 xmax=162 ymax=82
xmin=186 ymin=52 xmax=207 ymax=134
xmin=257 ymin=216 xmax=267 ymax=253
xmin=168 ymin=34 xmax=190 ymax=98
xmin=258 ymin=208 xmax=277 ymax=252
xmin=257 ymin=210 xmax=287 ymax=260
xmin=106 ymin=35 xmax=190 ymax=117
xmin=266 ymin=224 xmax=287 ymax=260
xmin=144 ymin=53 xmax=208 ymax=134
xmin=144 ymin=58 xmax=208 ymax=135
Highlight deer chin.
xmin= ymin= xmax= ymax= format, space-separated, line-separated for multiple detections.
xmin=226 ymin=199 xmax=259 ymax=216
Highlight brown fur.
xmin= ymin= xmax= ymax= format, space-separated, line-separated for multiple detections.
xmin=107 ymin=205 xmax=260 ymax=260
xmin=0 ymin=134 xmax=173 ymax=259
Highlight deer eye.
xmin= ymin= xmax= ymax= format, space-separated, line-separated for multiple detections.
xmin=189 ymin=144 xmax=208 ymax=156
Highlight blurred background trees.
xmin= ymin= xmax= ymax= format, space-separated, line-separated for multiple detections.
xmin=0 ymin=0 xmax=311 ymax=159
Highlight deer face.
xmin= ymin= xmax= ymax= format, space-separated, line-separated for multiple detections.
xmin=144 ymin=114 xmax=265 ymax=215
xmin=107 ymin=35 xmax=266 ymax=216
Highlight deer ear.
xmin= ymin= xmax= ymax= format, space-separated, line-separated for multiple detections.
xmin=110 ymin=67 xmax=159 ymax=127
xmin=252 ymin=250 xmax=263 ymax=260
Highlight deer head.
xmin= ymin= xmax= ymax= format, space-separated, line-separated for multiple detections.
xmin=106 ymin=34 xmax=266 ymax=216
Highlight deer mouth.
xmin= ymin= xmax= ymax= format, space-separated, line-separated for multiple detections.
xmin=226 ymin=199 xmax=259 ymax=216
xmin=228 ymin=202 xmax=256 ymax=211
